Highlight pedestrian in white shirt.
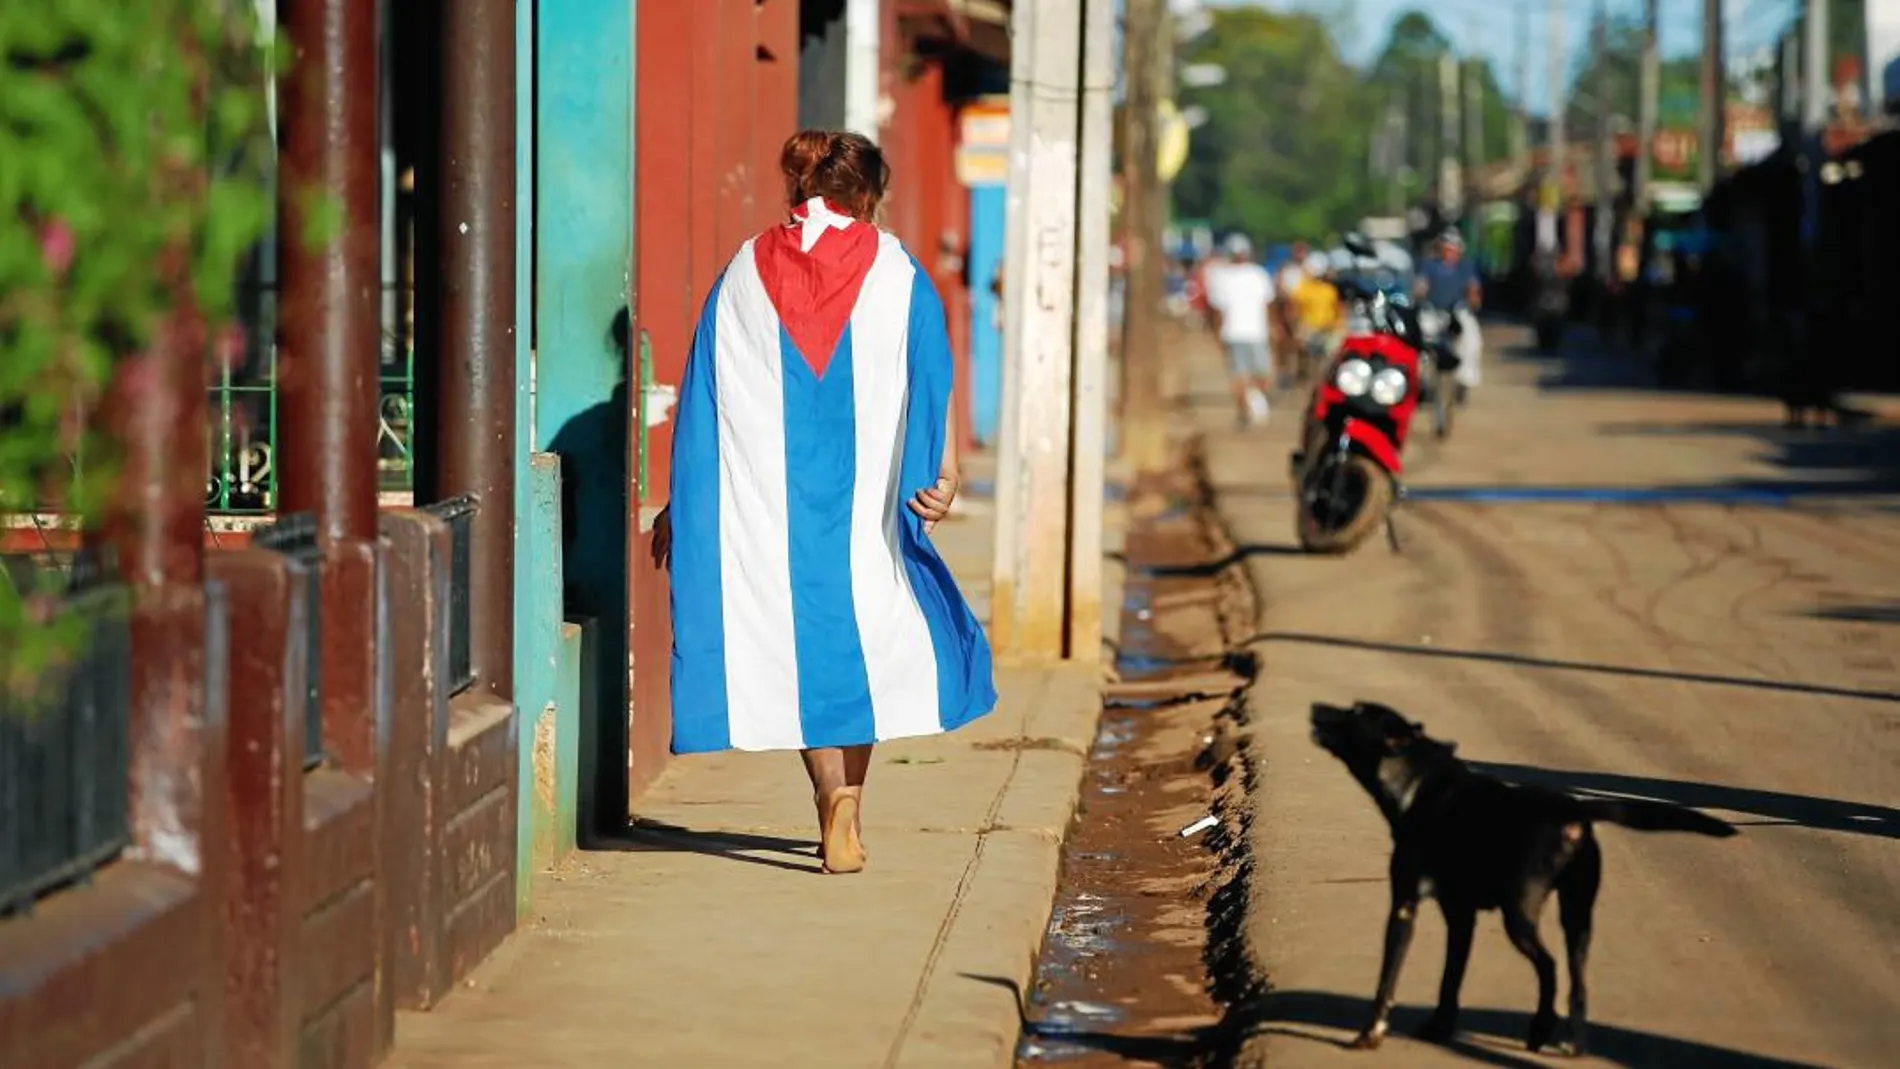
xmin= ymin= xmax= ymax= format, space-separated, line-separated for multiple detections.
xmin=1203 ymin=233 xmax=1276 ymax=427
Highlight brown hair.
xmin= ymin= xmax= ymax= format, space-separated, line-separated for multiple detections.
xmin=780 ymin=129 xmax=890 ymax=221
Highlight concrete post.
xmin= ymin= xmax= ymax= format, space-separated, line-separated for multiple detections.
xmin=844 ymin=0 xmax=880 ymax=138
xmin=1635 ymin=0 xmax=1659 ymax=214
xmin=1068 ymin=0 xmax=1116 ymax=662
xmin=994 ymin=0 xmax=1111 ymax=660
xmin=436 ymin=0 xmax=516 ymax=699
xmin=1118 ymin=0 xmax=1168 ymax=476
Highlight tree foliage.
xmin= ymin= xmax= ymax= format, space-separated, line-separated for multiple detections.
xmin=1175 ymin=7 xmax=1517 ymax=245
xmin=0 ymin=3 xmax=275 ymax=693
xmin=1174 ymin=6 xmax=1376 ymax=244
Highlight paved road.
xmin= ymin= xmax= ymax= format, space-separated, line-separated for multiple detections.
xmin=1207 ymin=325 xmax=1900 ymax=1069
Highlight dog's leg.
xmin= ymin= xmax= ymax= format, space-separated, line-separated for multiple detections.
xmin=1351 ymin=879 xmax=1421 ymax=1050
xmin=1416 ymin=903 xmax=1475 ymax=1044
xmin=1557 ymin=838 xmax=1603 ymax=1056
xmin=1503 ymin=898 xmax=1561 ymax=1053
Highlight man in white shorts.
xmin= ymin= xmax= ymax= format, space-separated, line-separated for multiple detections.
xmin=1202 ymin=233 xmax=1276 ymax=427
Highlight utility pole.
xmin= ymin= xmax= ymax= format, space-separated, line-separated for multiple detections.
xmin=1439 ymin=48 xmax=1462 ymax=219
xmin=1803 ymin=0 xmax=1830 ymax=132
xmin=1635 ymin=0 xmax=1659 ymax=214
xmin=1513 ymin=2 xmax=1530 ymax=167
xmin=1698 ymin=0 xmax=1725 ymax=191
xmin=1386 ymin=92 xmax=1408 ymax=216
xmin=1465 ymin=57 xmax=1485 ymax=216
xmin=1547 ymin=0 xmax=1567 ymax=194
xmin=992 ymin=0 xmax=1114 ymax=659
xmin=1068 ymin=0 xmax=1115 ymax=663
xmin=1593 ymin=0 xmax=1614 ymax=279
xmin=1117 ymin=0 xmax=1167 ymax=476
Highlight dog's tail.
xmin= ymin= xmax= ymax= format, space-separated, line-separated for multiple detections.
xmin=1576 ymin=798 xmax=1738 ymax=838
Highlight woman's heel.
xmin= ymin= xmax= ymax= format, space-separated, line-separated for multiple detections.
xmin=820 ymin=791 xmax=866 ymax=874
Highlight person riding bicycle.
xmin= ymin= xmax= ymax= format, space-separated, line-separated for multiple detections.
xmin=1416 ymin=229 xmax=1483 ymax=398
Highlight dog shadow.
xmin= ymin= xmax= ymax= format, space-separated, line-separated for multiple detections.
xmin=1472 ymin=762 xmax=1900 ymax=842
xmin=1252 ymin=990 xmax=1827 ymax=1068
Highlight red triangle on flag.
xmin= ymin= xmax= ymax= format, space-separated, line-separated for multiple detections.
xmin=752 ymin=200 xmax=881 ymax=378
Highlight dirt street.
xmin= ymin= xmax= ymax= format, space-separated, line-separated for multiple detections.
xmin=1209 ymin=325 xmax=1900 ymax=1068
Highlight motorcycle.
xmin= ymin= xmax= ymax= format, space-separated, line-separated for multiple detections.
xmin=1414 ymin=303 xmax=1466 ymax=440
xmin=1289 ymin=246 xmax=1422 ymax=554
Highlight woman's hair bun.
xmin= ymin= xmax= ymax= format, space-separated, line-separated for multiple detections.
xmin=779 ymin=129 xmax=890 ymax=222
xmin=780 ymin=130 xmax=839 ymax=188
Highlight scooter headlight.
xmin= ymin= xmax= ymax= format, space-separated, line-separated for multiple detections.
xmin=1334 ymin=358 xmax=1373 ymax=397
xmin=1369 ymin=367 xmax=1409 ymax=406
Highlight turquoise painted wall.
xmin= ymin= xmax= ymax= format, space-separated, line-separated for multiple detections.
xmin=517 ymin=452 xmax=562 ymax=915
xmin=514 ymin=0 xmax=633 ymax=892
xmin=535 ymin=0 xmax=633 ymax=447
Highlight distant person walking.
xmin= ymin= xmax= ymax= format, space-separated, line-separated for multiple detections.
xmin=652 ymin=130 xmax=997 ymax=874
xmin=1203 ymin=233 xmax=1276 ymax=427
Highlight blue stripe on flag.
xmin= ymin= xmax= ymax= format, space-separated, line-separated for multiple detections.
xmin=782 ymin=324 xmax=877 ymax=747
xmin=899 ymin=260 xmax=998 ymax=731
xmin=670 ymin=274 xmax=732 ymax=754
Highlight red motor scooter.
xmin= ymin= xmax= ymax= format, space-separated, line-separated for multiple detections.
xmin=1288 ymin=270 xmax=1423 ymax=554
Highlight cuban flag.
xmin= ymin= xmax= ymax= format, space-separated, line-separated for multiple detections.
xmin=668 ymin=198 xmax=997 ymax=754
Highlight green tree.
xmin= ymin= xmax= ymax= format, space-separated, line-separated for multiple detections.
xmin=1174 ymin=6 xmax=1378 ymax=243
xmin=1362 ymin=11 xmax=1516 ymax=202
xmin=0 ymin=3 xmax=275 ymax=694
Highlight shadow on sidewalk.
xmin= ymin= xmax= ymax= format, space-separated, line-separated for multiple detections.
xmin=1804 ymin=601 xmax=1900 ymax=625
xmin=1249 ymin=990 xmax=1827 ymax=1068
xmin=1107 ymin=543 xmax=1303 ymax=578
xmin=959 ymin=973 xmax=1220 ymax=1062
xmin=584 ymin=818 xmax=821 ymax=874
xmin=1241 ymin=631 xmax=1900 ymax=705
xmin=1471 ymin=762 xmax=1900 ymax=842
xmin=1593 ymin=420 xmax=1900 ymax=496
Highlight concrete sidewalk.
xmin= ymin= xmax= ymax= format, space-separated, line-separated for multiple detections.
xmin=387 ymin=453 xmax=1120 ymax=1069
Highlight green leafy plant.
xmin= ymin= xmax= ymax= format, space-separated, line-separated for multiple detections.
xmin=0 ymin=2 xmax=275 ymax=697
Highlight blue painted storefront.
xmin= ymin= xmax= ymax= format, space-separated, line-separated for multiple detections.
xmin=967 ymin=184 xmax=1007 ymax=447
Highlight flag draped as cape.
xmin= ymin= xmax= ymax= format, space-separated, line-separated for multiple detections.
xmin=668 ymin=198 xmax=997 ymax=753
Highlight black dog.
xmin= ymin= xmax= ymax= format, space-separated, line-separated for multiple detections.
xmin=1308 ymin=701 xmax=1738 ymax=1055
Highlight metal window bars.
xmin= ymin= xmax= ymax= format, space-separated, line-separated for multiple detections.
xmin=420 ymin=495 xmax=477 ymax=695
xmin=0 ymin=552 xmax=133 ymax=917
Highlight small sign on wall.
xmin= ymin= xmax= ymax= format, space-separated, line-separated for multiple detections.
xmin=956 ymin=96 xmax=1010 ymax=187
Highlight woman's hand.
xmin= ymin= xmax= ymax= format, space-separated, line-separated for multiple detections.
xmin=908 ymin=476 xmax=958 ymax=533
xmin=651 ymin=505 xmax=672 ymax=570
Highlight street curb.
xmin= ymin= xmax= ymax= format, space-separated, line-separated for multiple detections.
xmin=891 ymin=665 xmax=1100 ymax=1069
xmin=886 ymin=451 xmax=1131 ymax=1068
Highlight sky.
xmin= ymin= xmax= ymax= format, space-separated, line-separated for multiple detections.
xmin=1196 ymin=0 xmax=1809 ymax=115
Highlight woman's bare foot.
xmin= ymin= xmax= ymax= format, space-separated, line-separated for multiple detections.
xmin=819 ymin=790 xmax=866 ymax=874
xmin=811 ymin=793 xmax=866 ymax=863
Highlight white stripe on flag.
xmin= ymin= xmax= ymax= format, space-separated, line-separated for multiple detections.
xmin=715 ymin=242 xmax=805 ymax=750
xmin=851 ymin=236 xmax=942 ymax=742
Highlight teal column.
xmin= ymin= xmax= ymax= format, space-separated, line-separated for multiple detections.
xmin=524 ymin=0 xmax=634 ymax=875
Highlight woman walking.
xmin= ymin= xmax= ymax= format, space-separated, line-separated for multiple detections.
xmin=654 ymin=130 xmax=997 ymax=874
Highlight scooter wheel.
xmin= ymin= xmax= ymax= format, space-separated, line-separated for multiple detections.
xmin=1297 ymin=456 xmax=1393 ymax=554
